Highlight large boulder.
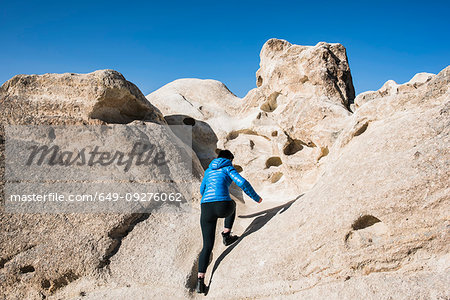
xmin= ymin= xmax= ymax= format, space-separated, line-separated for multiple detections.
xmin=146 ymin=78 xmax=242 ymax=168
xmin=1 ymin=41 xmax=448 ymax=300
xmin=144 ymin=39 xmax=357 ymax=198
xmin=224 ymin=39 xmax=355 ymax=196
xmin=252 ymin=38 xmax=354 ymax=106
xmin=240 ymin=39 xmax=354 ymax=148
xmin=145 ymin=78 xmax=241 ymax=119
xmin=205 ymin=65 xmax=450 ymax=299
xmin=353 ymin=72 xmax=436 ymax=110
xmin=47 ymin=64 xmax=449 ymax=300
xmin=0 ymin=69 xmax=165 ymax=125
xmin=0 ymin=70 xmax=202 ymax=300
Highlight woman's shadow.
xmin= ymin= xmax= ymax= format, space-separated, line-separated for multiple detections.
xmin=205 ymin=194 xmax=304 ymax=295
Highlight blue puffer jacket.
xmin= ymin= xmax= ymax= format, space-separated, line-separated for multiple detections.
xmin=200 ymin=158 xmax=260 ymax=203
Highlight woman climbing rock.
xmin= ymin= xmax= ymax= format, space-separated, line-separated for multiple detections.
xmin=196 ymin=150 xmax=262 ymax=294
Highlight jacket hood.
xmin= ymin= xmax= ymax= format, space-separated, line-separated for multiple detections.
xmin=209 ymin=157 xmax=232 ymax=170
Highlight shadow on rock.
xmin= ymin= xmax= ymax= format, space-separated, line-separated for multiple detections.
xmin=165 ymin=114 xmax=218 ymax=170
xmin=206 ymin=194 xmax=304 ymax=294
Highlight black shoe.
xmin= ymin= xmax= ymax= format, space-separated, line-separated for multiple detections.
xmin=222 ymin=231 xmax=239 ymax=246
xmin=196 ymin=277 xmax=206 ymax=294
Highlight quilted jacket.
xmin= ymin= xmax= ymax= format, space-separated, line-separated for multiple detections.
xmin=200 ymin=157 xmax=260 ymax=203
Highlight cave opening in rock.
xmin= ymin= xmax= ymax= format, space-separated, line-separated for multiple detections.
xmin=270 ymin=172 xmax=283 ymax=183
xmin=265 ymin=156 xmax=282 ymax=168
xmin=317 ymin=146 xmax=329 ymax=161
xmin=260 ymin=92 xmax=279 ymax=112
xmin=257 ymin=76 xmax=263 ymax=87
xmin=283 ymin=139 xmax=304 ymax=155
xmin=182 ymin=117 xmax=196 ymax=126
xmin=351 ymin=215 xmax=381 ymax=230
xmin=19 ymin=265 xmax=35 ymax=274
xmin=354 ymin=122 xmax=368 ymax=137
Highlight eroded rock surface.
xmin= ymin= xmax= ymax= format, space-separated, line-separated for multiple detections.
xmin=1 ymin=40 xmax=449 ymax=300
xmin=206 ymin=65 xmax=450 ymax=299
xmin=0 ymin=70 xmax=201 ymax=300
xmin=1 ymin=69 xmax=165 ymax=124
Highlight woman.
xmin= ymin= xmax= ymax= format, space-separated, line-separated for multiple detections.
xmin=196 ymin=150 xmax=262 ymax=293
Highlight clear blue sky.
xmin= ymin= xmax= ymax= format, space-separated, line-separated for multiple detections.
xmin=1 ymin=0 xmax=449 ymax=98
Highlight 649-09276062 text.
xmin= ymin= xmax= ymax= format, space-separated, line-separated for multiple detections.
xmin=7 ymin=192 xmax=184 ymax=202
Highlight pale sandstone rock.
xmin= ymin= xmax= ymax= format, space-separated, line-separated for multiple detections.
xmin=73 ymin=64 xmax=447 ymax=300
xmin=231 ymin=39 xmax=354 ymax=194
xmin=0 ymin=71 xmax=202 ymax=300
xmin=240 ymin=39 xmax=354 ymax=148
xmin=0 ymin=127 xmax=203 ymax=300
xmin=1 ymin=41 xmax=449 ymax=300
xmin=145 ymin=78 xmax=241 ymax=118
xmin=0 ymin=69 xmax=165 ymax=124
xmin=408 ymin=72 xmax=435 ymax=85
xmin=204 ymin=64 xmax=450 ymax=299
xmin=253 ymin=39 xmax=354 ymax=106
xmin=145 ymin=39 xmax=356 ymax=198
xmin=354 ymin=72 xmax=437 ymax=110
xmin=146 ymin=78 xmax=242 ymax=169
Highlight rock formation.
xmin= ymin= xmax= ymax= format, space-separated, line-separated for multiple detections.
xmin=206 ymin=65 xmax=450 ymax=299
xmin=146 ymin=39 xmax=356 ymax=197
xmin=0 ymin=39 xmax=449 ymax=299
xmin=0 ymin=71 xmax=202 ymax=299
xmin=146 ymin=78 xmax=242 ymax=169
xmin=0 ymin=69 xmax=165 ymax=125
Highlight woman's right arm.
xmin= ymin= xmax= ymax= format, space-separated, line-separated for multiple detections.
xmin=226 ymin=167 xmax=261 ymax=202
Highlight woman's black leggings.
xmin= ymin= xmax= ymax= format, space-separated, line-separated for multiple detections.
xmin=198 ymin=200 xmax=236 ymax=273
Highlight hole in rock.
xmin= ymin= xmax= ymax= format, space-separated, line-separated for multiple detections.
xmin=257 ymin=76 xmax=263 ymax=87
xmin=318 ymin=146 xmax=329 ymax=161
xmin=265 ymin=156 xmax=282 ymax=168
xmin=270 ymin=172 xmax=283 ymax=183
xmin=344 ymin=231 xmax=352 ymax=243
xmin=226 ymin=129 xmax=258 ymax=141
xmin=233 ymin=165 xmax=243 ymax=173
xmin=283 ymin=139 xmax=304 ymax=155
xmin=0 ymin=258 xmax=7 ymax=268
xmin=41 ymin=279 xmax=51 ymax=289
xmin=249 ymin=140 xmax=255 ymax=150
xmin=271 ymin=131 xmax=278 ymax=137
xmin=182 ymin=117 xmax=196 ymax=126
xmin=260 ymin=92 xmax=279 ymax=112
xmin=227 ymin=131 xmax=239 ymax=140
xmin=354 ymin=122 xmax=368 ymax=137
xmin=307 ymin=141 xmax=317 ymax=147
xmin=50 ymin=271 xmax=79 ymax=292
xmin=351 ymin=215 xmax=381 ymax=230
xmin=19 ymin=265 xmax=35 ymax=274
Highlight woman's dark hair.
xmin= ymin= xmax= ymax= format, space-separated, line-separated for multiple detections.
xmin=217 ymin=149 xmax=234 ymax=160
